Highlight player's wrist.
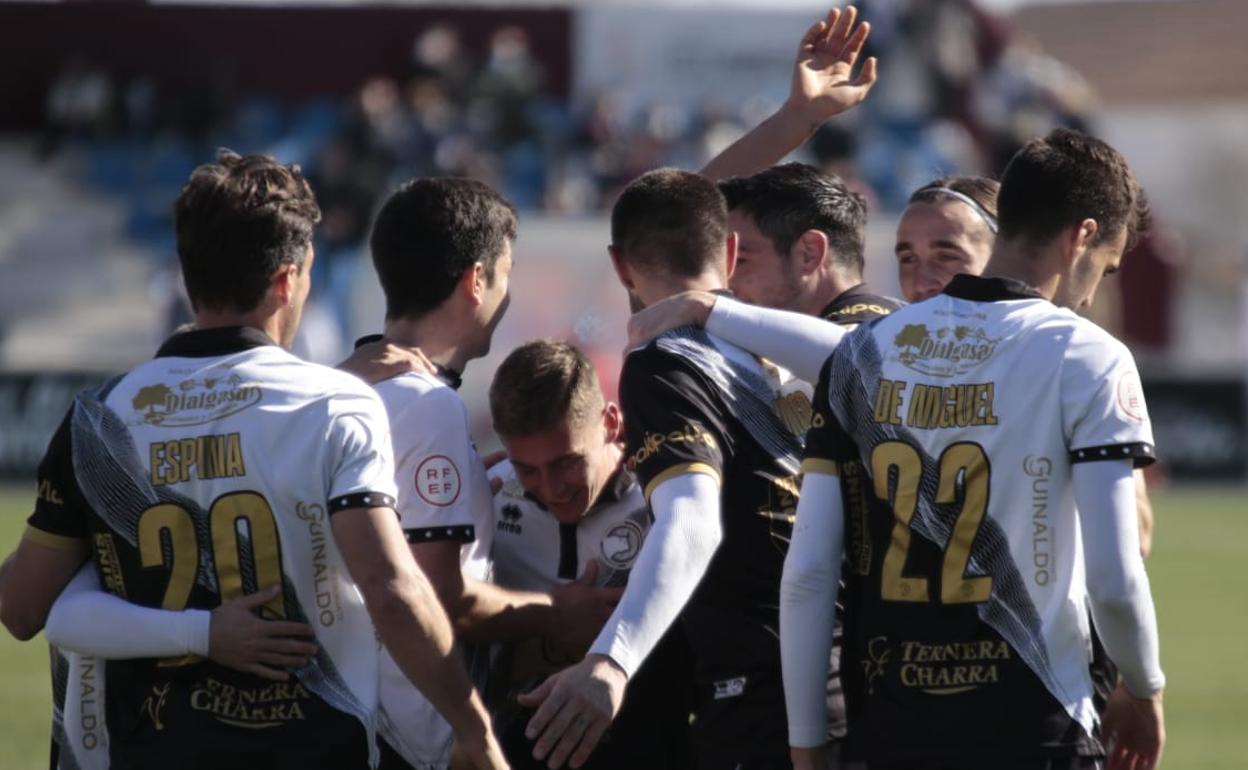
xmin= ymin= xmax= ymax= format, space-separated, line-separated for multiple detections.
xmin=182 ymin=608 xmax=213 ymax=657
xmin=585 ymin=652 xmax=629 ymax=681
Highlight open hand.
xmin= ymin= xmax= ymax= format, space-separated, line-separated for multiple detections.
xmin=625 ymin=291 xmax=717 ymax=351
xmin=519 ymin=654 xmax=628 ymax=769
xmin=1102 ymin=682 xmax=1165 ymax=770
xmin=549 ymin=561 xmax=625 ymax=650
xmin=337 ymin=338 xmax=435 ymax=384
xmin=208 ymin=585 xmax=319 ymax=681
xmin=787 ymin=6 xmax=878 ymax=126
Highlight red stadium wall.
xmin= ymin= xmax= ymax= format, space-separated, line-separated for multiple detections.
xmin=0 ymin=2 xmax=572 ymax=131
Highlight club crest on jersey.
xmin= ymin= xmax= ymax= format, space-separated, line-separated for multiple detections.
xmin=131 ymin=374 xmax=262 ymax=427
xmin=600 ymin=519 xmax=644 ymax=569
xmin=891 ymin=323 xmax=1000 ymax=377
xmin=1115 ymin=372 xmax=1147 ymax=422
xmin=416 ymin=455 xmax=461 ymax=506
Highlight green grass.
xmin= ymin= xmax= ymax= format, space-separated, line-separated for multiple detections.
xmin=0 ymin=484 xmax=1243 ymax=768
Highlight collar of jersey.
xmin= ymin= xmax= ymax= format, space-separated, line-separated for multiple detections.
xmin=941 ymin=274 xmax=1046 ymax=303
xmin=820 ymin=283 xmax=902 ymax=319
xmin=354 ymin=333 xmax=463 ymax=390
xmin=155 ymin=325 xmax=278 ymax=358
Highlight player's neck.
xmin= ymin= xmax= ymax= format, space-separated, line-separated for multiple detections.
xmin=802 ymin=271 xmax=861 ymax=317
xmin=981 ymin=242 xmax=1062 ymax=303
xmin=642 ymin=271 xmax=725 ymax=307
xmin=193 ymin=309 xmax=285 ymax=347
xmin=383 ymin=312 xmax=473 ymax=373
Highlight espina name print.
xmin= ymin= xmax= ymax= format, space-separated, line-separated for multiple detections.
xmin=27 ymin=326 xmax=400 ymax=769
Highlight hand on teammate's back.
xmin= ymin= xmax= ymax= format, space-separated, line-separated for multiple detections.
xmin=625 ymin=290 xmax=717 ymax=351
xmin=337 ymin=339 xmax=435 ymax=384
xmin=519 ymin=653 xmax=628 ymax=769
xmin=787 ymin=5 xmax=879 ymax=127
xmin=1102 ymin=682 xmax=1165 ymax=770
xmin=208 ymin=585 xmax=319 ymax=681
xmin=549 ymin=561 xmax=625 ymax=650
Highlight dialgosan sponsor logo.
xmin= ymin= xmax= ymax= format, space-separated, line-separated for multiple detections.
xmin=131 ymin=374 xmax=262 ymax=427
xmin=892 ymin=323 xmax=1001 ymax=377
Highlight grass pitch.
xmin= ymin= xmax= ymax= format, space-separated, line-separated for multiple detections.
xmin=0 ymin=484 xmax=1243 ymax=768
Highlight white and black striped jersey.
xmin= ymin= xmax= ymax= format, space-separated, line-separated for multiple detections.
xmin=804 ymin=275 xmax=1156 ymax=761
xmin=27 ymin=326 xmax=399 ymax=769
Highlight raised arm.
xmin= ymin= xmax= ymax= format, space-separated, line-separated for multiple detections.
xmin=701 ymin=5 xmax=878 ymax=181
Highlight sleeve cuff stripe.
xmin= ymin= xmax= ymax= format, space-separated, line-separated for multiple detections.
xmin=328 ymin=492 xmax=397 ymax=515
xmin=800 ymin=458 xmax=841 ymax=477
xmin=404 ymin=525 xmax=475 ymax=544
xmin=642 ymin=462 xmax=721 ymax=503
xmin=1070 ymin=442 xmax=1156 ymax=468
xmin=23 ymin=525 xmax=86 ymax=551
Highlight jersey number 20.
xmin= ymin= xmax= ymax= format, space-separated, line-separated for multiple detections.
xmin=138 ymin=491 xmax=286 ymax=620
xmin=871 ymin=441 xmax=992 ymax=604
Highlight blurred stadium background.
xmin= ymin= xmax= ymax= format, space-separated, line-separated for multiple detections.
xmin=0 ymin=0 xmax=1243 ymax=767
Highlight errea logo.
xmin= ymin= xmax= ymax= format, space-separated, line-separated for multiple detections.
xmin=497 ymin=504 xmax=523 ymax=535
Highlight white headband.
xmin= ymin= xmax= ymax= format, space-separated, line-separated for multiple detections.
xmin=913 ymin=187 xmax=999 ymax=234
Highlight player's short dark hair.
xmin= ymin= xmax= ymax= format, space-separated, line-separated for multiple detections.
xmin=370 ymin=178 xmax=517 ymax=320
xmin=719 ymin=163 xmax=867 ymax=276
xmin=490 ymin=339 xmax=604 ymax=437
xmin=909 ymin=176 xmax=1001 ymax=220
xmin=174 ymin=149 xmax=320 ymax=313
xmin=997 ymin=128 xmax=1150 ymax=251
xmin=610 ymin=168 xmax=728 ymax=278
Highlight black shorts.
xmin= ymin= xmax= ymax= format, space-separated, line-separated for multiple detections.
xmin=496 ymin=633 xmax=695 ymax=770
xmin=1089 ymin=626 xmax=1118 ymax=717
xmin=692 ymin=665 xmax=791 ymax=770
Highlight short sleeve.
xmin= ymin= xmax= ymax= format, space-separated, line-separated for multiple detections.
xmin=620 ymin=347 xmax=729 ymax=503
xmin=325 ymin=391 xmax=399 ymax=515
xmin=386 ymin=382 xmax=481 ymax=544
xmin=801 ymin=354 xmax=858 ymax=476
xmin=25 ymin=407 xmax=91 ymax=549
xmin=1061 ymin=325 xmax=1156 ymax=468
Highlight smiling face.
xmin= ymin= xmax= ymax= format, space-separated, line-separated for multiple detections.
xmin=501 ymin=403 xmax=622 ymax=524
xmin=895 ymin=200 xmax=995 ymax=303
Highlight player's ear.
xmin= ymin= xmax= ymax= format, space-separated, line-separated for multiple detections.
xmin=723 ymin=230 xmax=738 ymax=281
xmin=608 ymin=245 xmax=635 ymax=291
xmin=270 ymin=262 xmax=299 ymax=308
xmin=463 ymin=261 xmax=487 ymax=305
xmin=796 ymin=229 xmax=829 ymax=275
xmin=602 ymin=401 xmax=622 ymax=442
xmin=1064 ymin=218 xmax=1099 ymax=267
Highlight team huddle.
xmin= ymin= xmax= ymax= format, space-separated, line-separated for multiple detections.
xmin=0 ymin=7 xmax=1164 ymax=770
